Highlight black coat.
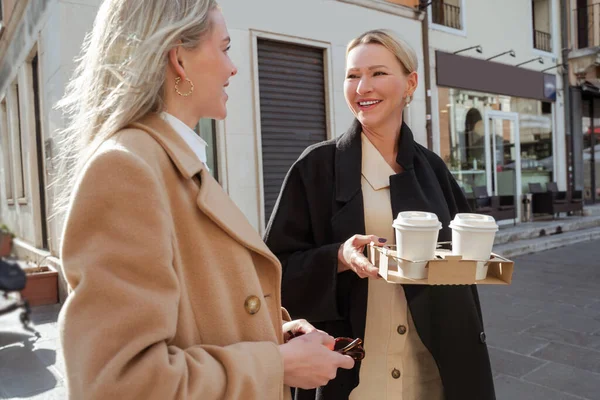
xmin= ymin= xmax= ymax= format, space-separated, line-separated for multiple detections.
xmin=265 ymin=120 xmax=496 ymax=400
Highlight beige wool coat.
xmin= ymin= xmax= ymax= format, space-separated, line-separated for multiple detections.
xmin=58 ymin=114 xmax=293 ymax=400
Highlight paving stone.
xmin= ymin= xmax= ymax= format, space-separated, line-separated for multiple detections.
xmin=531 ymin=342 xmax=600 ymax=374
xmin=488 ymin=347 xmax=547 ymax=378
xmin=523 ymin=311 xmax=600 ymax=334
xmin=23 ymin=385 xmax=68 ymax=399
xmin=590 ymin=334 xmax=600 ymax=351
xmin=525 ymin=323 xmax=600 ymax=349
xmin=514 ymin=272 xmax=597 ymax=293
xmin=0 ymin=344 xmax=49 ymax=378
xmin=503 ymin=285 xmax=596 ymax=308
xmin=493 ymin=374 xmax=584 ymax=400
xmin=484 ymin=314 xmax=542 ymax=334
xmin=0 ymin=330 xmax=35 ymax=348
xmin=30 ymin=304 xmax=61 ymax=324
xmin=480 ymin=297 xmax=540 ymax=319
xmin=586 ymin=301 xmax=600 ymax=312
xmin=0 ymin=367 xmax=60 ymax=398
xmin=524 ymin=362 xmax=600 ymax=400
xmin=551 ymin=287 xmax=600 ymax=302
xmin=486 ymin=331 xmax=549 ymax=356
xmin=513 ymin=298 xmax=600 ymax=319
xmin=34 ymin=339 xmax=65 ymax=379
xmin=31 ymin=321 xmax=60 ymax=342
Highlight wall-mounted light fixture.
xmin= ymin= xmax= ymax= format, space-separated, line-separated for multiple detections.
xmin=516 ymin=57 xmax=544 ymax=67
xmin=486 ymin=50 xmax=516 ymax=61
xmin=453 ymin=45 xmax=483 ymax=55
xmin=541 ymin=63 xmax=565 ymax=73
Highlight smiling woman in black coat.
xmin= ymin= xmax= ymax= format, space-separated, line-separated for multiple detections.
xmin=265 ymin=29 xmax=495 ymax=400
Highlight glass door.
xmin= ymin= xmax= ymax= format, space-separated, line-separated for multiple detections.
xmin=484 ymin=111 xmax=521 ymax=221
xmin=582 ymin=96 xmax=600 ymax=203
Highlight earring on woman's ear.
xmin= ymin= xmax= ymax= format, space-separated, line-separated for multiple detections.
xmin=175 ymin=76 xmax=194 ymax=97
xmin=404 ymin=93 xmax=412 ymax=107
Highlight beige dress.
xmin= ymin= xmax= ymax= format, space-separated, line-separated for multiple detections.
xmin=349 ymin=134 xmax=444 ymax=400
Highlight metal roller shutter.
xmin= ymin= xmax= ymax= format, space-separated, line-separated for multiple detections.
xmin=258 ymin=39 xmax=327 ymax=222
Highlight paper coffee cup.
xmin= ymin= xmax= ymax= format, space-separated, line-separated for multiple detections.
xmin=392 ymin=211 xmax=442 ymax=279
xmin=449 ymin=213 xmax=499 ymax=280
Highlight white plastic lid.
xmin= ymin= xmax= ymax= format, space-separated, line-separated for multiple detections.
xmin=449 ymin=213 xmax=498 ymax=231
xmin=392 ymin=211 xmax=442 ymax=231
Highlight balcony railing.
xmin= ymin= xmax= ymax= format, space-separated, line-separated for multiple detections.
xmin=431 ymin=0 xmax=462 ymax=30
xmin=576 ymin=2 xmax=600 ymax=49
xmin=534 ymin=29 xmax=552 ymax=52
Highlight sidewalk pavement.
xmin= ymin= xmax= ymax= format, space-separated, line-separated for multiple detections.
xmin=0 ymin=303 xmax=65 ymax=399
xmin=1 ymin=239 xmax=599 ymax=399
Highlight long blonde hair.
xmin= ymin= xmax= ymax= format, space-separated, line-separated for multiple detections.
xmin=53 ymin=0 xmax=218 ymax=214
xmin=346 ymin=29 xmax=418 ymax=75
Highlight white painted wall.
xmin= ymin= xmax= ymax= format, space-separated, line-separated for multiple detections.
xmin=219 ymin=0 xmax=424 ymax=231
xmin=42 ymin=0 xmax=100 ymax=253
xmin=0 ymin=0 xmax=99 ymax=256
xmin=0 ymin=0 xmax=56 ymax=253
xmin=429 ymin=0 xmax=560 ymax=60
xmin=427 ymin=0 xmax=567 ymax=190
xmin=0 ymin=0 xmax=424 ymax=254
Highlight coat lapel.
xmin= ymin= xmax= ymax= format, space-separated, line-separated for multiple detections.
xmin=332 ymin=119 xmax=366 ymax=242
xmin=129 ymin=115 xmax=281 ymax=268
xmin=332 ymin=120 xmax=419 ymax=239
xmin=194 ymin=169 xmax=281 ymax=267
xmin=389 ymin=123 xmax=430 ymax=218
xmin=331 ymin=120 xmax=369 ymax=339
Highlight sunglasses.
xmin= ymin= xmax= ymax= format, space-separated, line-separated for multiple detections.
xmin=334 ymin=337 xmax=365 ymax=361
xmin=285 ymin=331 xmax=365 ymax=362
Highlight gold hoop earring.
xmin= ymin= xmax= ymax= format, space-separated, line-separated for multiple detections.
xmin=175 ymin=76 xmax=194 ymax=97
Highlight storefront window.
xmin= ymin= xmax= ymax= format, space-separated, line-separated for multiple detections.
xmin=512 ymin=98 xmax=553 ymax=194
xmin=582 ymin=97 xmax=600 ymax=202
xmin=438 ymin=87 xmax=554 ymax=197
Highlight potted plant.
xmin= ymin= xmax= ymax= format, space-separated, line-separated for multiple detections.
xmin=20 ymin=259 xmax=59 ymax=307
xmin=0 ymin=224 xmax=14 ymax=257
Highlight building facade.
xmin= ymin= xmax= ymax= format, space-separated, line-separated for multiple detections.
xmin=0 ymin=0 xmax=90 ymax=265
xmin=0 ymin=0 xmax=426 ymax=270
xmin=426 ymin=0 xmax=567 ymax=222
xmin=567 ymin=0 xmax=600 ymax=203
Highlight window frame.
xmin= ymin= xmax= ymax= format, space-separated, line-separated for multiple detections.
xmin=250 ymin=30 xmax=335 ymax=234
xmin=0 ymin=98 xmax=14 ymax=204
xmin=429 ymin=0 xmax=468 ymax=37
xmin=194 ymin=118 xmax=219 ymax=183
xmin=530 ymin=0 xmax=559 ymax=58
xmin=8 ymin=81 xmax=27 ymax=204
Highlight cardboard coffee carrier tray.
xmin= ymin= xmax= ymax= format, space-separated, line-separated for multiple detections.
xmin=368 ymin=243 xmax=514 ymax=285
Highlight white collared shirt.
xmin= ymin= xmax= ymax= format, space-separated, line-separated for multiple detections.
xmin=161 ymin=112 xmax=210 ymax=171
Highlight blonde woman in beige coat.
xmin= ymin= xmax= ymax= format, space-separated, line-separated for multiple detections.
xmin=56 ymin=1 xmax=354 ymax=399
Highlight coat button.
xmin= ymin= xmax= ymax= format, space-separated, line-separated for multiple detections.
xmin=244 ymin=295 xmax=261 ymax=315
xmin=391 ymin=368 xmax=401 ymax=379
xmin=397 ymin=325 xmax=407 ymax=335
xmin=480 ymin=332 xmax=487 ymax=343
